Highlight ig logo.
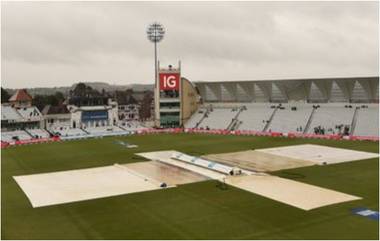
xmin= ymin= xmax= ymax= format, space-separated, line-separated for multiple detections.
xmin=163 ymin=75 xmax=177 ymax=88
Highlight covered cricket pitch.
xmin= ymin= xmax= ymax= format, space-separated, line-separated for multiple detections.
xmin=3 ymin=134 xmax=379 ymax=239
xmin=14 ymin=144 xmax=374 ymax=210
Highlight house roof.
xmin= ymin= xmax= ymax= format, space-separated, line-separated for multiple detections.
xmin=1 ymin=105 xmax=23 ymax=121
xmin=17 ymin=106 xmax=42 ymax=121
xmin=42 ymin=105 xmax=70 ymax=115
xmin=8 ymin=89 xmax=33 ymax=102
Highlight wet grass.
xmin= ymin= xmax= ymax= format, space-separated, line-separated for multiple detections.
xmin=2 ymin=133 xmax=378 ymax=239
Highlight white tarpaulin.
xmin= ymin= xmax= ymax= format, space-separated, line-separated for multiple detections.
xmin=14 ymin=164 xmax=164 ymax=208
xmin=256 ymin=144 xmax=379 ymax=165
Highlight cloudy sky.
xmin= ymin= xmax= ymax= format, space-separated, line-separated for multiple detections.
xmin=1 ymin=1 xmax=379 ymax=89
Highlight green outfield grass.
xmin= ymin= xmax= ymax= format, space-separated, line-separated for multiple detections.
xmin=2 ymin=134 xmax=379 ymax=239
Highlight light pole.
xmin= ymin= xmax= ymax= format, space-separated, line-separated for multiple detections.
xmin=146 ymin=22 xmax=165 ymax=89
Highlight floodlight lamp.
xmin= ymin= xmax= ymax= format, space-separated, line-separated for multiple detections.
xmin=147 ymin=22 xmax=165 ymax=43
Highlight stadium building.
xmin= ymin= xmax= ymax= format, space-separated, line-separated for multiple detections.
xmin=1 ymin=89 xmax=48 ymax=141
xmin=154 ymin=62 xmax=200 ymax=128
xmin=180 ymin=76 xmax=379 ymax=137
xmin=67 ymin=83 xmax=119 ymax=129
xmin=151 ymin=60 xmax=378 ymax=137
xmin=1 ymin=76 xmax=378 ymax=143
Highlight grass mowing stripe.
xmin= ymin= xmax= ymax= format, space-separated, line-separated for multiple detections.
xmin=2 ymin=134 xmax=378 ymax=239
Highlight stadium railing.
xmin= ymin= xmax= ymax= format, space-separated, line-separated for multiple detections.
xmin=1 ymin=127 xmax=378 ymax=149
xmin=137 ymin=128 xmax=378 ymax=141
xmin=1 ymin=136 xmax=61 ymax=148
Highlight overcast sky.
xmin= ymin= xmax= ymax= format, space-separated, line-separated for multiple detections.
xmin=1 ymin=1 xmax=379 ymax=89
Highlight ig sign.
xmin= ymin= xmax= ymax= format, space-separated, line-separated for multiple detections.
xmin=159 ymin=73 xmax=180 ymax=91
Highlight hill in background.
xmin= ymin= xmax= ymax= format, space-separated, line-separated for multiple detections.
xmin=5 ymin=82 xmax=154 ymax=96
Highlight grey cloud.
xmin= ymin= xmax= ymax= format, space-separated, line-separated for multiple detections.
xmin=1 ymin=1 xmax=378 ymax=89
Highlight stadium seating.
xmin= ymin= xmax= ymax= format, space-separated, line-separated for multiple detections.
xmin=121 ymin=121 xmax=147 ymax=130
xmin=268 ymin=104 xmax=312 ymax=133
xmin=52 ymin=128 xmax=88 ymax=137
xmin=307 ymin=104 xmax=356 ymax=135
xmin=186 ymin=102 xmax=378 ymax=137
xmin=1 ymin=130 xmax=32 ymax=142
xmin=198 ymin=107 xmax=238 ymax=129
xmin=1 ymin=106 xmax=23 ymax=121
xmin=27 ymin=129 xmax=50 ymax=139
xmin=238 ymin=103 xmax=273 ymax=131
xmin=1 ymin=132 xmax=15 ymax=142
xmin=86 ymin=126 xmax=126 ymax=135
xmin=185 ymin=108 xmax=207 ymax=128
xmin=48 ymin=123 xmax=146 ymax=139
xmin=354 ymin=105 xmax=379 ymax=136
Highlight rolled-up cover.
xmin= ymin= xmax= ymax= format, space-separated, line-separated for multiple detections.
xmin=171 ymin=153 xmax=236 ymax=175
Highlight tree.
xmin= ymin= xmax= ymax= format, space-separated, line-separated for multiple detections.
xmin=32 ymin=91 xmax=66 ymax=111
xmin=1 ymin=88 xmax=10 ymax=103
xmin=54 ymin=91 xmax=65 ymax=102
xmin=32 ymin=95 xmax=47 ymax=111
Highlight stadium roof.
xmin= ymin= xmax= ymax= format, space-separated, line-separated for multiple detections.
xmin=194 ymin=76 xmax=379 ymax=84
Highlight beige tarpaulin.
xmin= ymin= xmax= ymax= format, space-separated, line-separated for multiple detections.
xmin=225 ymin=174 xmax=361 ymax=210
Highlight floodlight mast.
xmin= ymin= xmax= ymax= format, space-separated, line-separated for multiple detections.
xmin=146 ymin=22 xmax=165 ymax=89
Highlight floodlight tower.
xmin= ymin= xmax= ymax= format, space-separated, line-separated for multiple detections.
xmin=146 ymin=22 xmax=165 ymax=89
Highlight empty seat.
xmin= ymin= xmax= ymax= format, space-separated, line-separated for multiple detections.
xmin=53 ymin=128 xmax=87 ymax=137
xmin=198 ymin=108 xmax=237 ymax=129
xmin=27 ymin=129 xmax=50 ymax=138
xmin=86 ymin=126 xmax=126 ymax=134
xmin=308 ymin=104 xmax=355 ymax=135
xmin=354 ymin=105 xmax=379 ymax=136
xmin=185 ymin=108 xmax=207 ymax=128
xmin=269 ymin=104 xmax=312 ymax=133
xmin=238 ymin=103 xmax=273 ymax=131
xmin=1 ymin=130 xmax=32 ymax=142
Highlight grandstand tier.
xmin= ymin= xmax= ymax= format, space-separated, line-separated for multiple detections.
xmin=185 ymin=103 xmax=379 ymax=137
xmin=268 ymin=104 xmax=311 ymax=133
xmin=198 ymin=108 xmax=238 ymax=129
xmin=1 ymin=130 xmax=32 ymax=142
xmin=353 ymin=105 xmax=379 ymax=136
xmin=238 ymin=103 xmax=273 ymax=131
xmin=27 ymin=129 xmax=50 ymax=139
xmin=307 ymin=104 xmax=355 ymax=135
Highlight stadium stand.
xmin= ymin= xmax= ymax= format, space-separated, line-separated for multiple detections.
xmin=1 ymin=130 xmax=32 ymax=142
xmin=27 ymin=129 xmax=51 ymax=139
xmin=52 ymin=127 xmax=88 ymax=137
xmin=122 ymin=121 xmax=146 ymax=130
xmin=49 ymin=124 xmax=144 ymax=140
xmin=353 ymin=105 xmax=379 ymax=136
xmin=238 ymin=103 xmax=274 ymax=131
xmin=198 ymin=106 xmax=239 ymax=129
xmin=85 ymin=126 xmax=126 ymax=135
xmin=307 ymin=104 xmax=356 ymax=135
xmin=189 ymin=77 xmax=378 ymax=137
xmin=268 ymin=103 xmax=312 ymax=133
xmin=184 ymin=102 xmax=378 ymax=137
xmin=1 ymin=106 xmax=23 ymax=122
xmin=1 ymin=77 xmax=377 ymax=144
xmin=185 ymin=108 xmax=207 ymax=128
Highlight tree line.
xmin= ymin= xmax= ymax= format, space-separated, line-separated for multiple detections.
xmin=1 ymin=87 xmax=65 ymax=111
